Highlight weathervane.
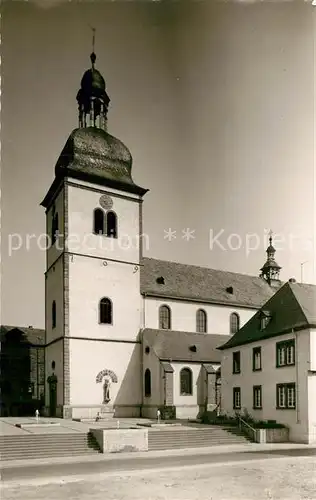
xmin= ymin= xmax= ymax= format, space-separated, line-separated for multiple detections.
xmin=91 ymin=26 xmax=96 ymax=53
xmin=89 ymin=25 xmax=96 ymax=68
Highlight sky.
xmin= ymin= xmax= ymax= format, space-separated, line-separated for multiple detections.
xmin=1 ymin=0 xmax=315 ymax=328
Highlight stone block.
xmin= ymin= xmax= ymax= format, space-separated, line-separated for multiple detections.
xmin=91 ymin=428 xmax=148 ymax=453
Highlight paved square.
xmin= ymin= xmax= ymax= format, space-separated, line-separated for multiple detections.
xmin=2 ymin=456 xmax=316 ymax=500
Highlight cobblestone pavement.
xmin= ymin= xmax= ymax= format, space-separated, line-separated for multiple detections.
xmin=2 ymin=456 xmax=316 ymax=500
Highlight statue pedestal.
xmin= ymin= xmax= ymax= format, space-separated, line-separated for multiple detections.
xmin=72 ymin=405 xmax=114 ymax=422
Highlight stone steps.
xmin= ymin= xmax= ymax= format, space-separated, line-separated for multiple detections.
xmin=0 ymin=432 xmax=101 ymax=461
xmin=0 ymin=426 xmax=252 ymax=461
xmin=148 ymin=426 xmax=251 ymax=451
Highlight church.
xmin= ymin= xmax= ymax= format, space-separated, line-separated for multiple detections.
xmin=40 ymin=50 xmax=283 ymax=421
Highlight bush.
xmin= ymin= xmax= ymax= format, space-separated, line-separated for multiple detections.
xmin=201 ymin=412 xmax=238 ymax=426
xmin=240 ymin=408 xmax=255 ymax=424
xmin=201 ymin=410 xmax=286 ymax=429
xmin=158 ymin=405 xmax=176 ymax=420
xmin=253 ymin=421 xmax=286 ymax=429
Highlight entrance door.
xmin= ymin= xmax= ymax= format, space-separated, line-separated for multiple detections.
xmin=47 ymin=374 xmax=58 ymax=417
xmin=49 ymin=384 xmax=57 ymax=417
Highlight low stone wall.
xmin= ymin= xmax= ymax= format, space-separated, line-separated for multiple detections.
xmin=176 ymin=405 xmax=199 ymax=420
xmin=308 ymin=426 xmax=316 ymax=444
xmin=16 ymin=422 xmax=60 ymax=429
xmin=91 ymin=428 xmax=148 ymax=453
xmin=42 ymin=406 xmax=63 ymax=418
xmin=114 ymin=405 xmax=141 ymax=418
xmin=265 ymin=427 xmax=289 ymax=443
xmin=61 ymin=405 xmax=141 ymax=419
xmin=141 ymin=405 xmax=159 ymax=420
xmin=254 ymin=427 xmax=289 ymax=443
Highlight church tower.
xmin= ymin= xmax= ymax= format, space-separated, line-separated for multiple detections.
xmin=260 ymin=232 xmax=282 ymax=288
xmin=41 ymin=45 xmax=148 ymax=419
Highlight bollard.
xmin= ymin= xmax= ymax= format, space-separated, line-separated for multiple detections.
xmin=157 ymin=409 xmax=161 ymax=424
xmin=117 ymin=420 xmax=120 ymax=429
xmin=35 ymin=409 xmax=40 ymax=423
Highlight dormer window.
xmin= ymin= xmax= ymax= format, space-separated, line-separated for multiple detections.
xmin=260 ymin=317 xmax=269 ymax=330
xmin=226 ymin=286 xmax=234 ymax=294
xmin=260 ymin=310 xmax=271 ymax=330
xmin=156 ymin=277 xmax=165 ymax=285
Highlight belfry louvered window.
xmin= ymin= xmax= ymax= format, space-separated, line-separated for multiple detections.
xmin=93 ymin=208 xmax=105 ymax=235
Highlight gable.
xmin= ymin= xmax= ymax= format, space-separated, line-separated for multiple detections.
xmin=218 ymin=282 xmax=316 ymax=350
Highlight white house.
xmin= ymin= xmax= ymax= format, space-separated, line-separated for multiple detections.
xmin=218 ymin=281 xmax=316 ymax=444
xmin=40 ymin=50 xmax=280 ymax=421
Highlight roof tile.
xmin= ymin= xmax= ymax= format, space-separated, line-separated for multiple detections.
xmin=140 ymin=258 xmax=275 ymax=309
xmin=142 ymin=328 xmax=230 ymax=363
xmin=0 ymin=325 xmax=45 ymax=345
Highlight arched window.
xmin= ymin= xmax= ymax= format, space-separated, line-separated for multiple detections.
xmin=144 ymin=369 xmax=151 ymax=397
xmin=93 ymin=208 xmax=105 ymax=235
xmin=230 ymin=312 xmax=240 ymax=334
xmin=106 ymin=211 xmax=117 ymax=238
xmin=52 ymin=301 xmax=56 ymax=329
xmin=180 ymin=367 xmax=193 ymax=395
xmin=99 ymin=298 xmax=112 ymax=324
xmin=159 ymin=305 xmax=171 ymax=330
xmin=52 ymin=212 xmax=59 ymax=244
xmin=196 ymin=309 xmax=207 ymax=333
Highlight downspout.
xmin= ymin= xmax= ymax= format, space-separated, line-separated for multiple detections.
xmin=295 ymin=329 xmax=300 ymax=424
xmin=142 ymin=293 xmax=146 ymax=329
xmin=140 ymin=293 xmax=146 ymax=417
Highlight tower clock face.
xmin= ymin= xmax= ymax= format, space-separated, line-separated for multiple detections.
xmin=99 ymin=194 xmax=113 ymax=210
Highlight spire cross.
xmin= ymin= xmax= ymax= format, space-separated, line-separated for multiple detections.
xmin=268 ymin=229 xmax=273 ymax=245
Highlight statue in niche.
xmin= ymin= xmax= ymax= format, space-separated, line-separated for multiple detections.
xmin=96 ymin=368 xmax=118 ymax=405
xmin=103 ymin=377 xmax=111 ymax=404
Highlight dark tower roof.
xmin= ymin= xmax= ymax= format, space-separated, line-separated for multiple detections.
xmin=41 ymin=49 xmax=147 ymax=208
xmin=54 ymin=127 xmax=146 ymax=193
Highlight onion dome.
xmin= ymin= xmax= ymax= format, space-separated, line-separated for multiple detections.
xmin=76 ymin=53 xmax=110 ymax=129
